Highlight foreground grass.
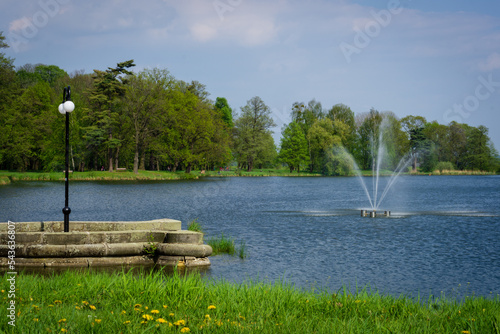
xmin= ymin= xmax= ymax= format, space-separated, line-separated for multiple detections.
xmin=1 ymin=270 xmax=499 ymax=333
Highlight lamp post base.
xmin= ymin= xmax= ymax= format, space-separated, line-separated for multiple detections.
xmin=62 ymin=206 xmax=71 ymax=232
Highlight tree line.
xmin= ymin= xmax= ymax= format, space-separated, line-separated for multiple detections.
xmin=1 ymin=32 xmax=499 ymax=174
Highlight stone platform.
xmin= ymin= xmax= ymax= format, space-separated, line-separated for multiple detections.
xmin=0 ymin=219 xmax=212 ymax=268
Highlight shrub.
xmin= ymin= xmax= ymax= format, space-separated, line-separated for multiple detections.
xmin=435 ymin=161 xmax=455 ymax=173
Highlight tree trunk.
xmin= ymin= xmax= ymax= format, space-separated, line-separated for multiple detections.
xmin=290 ymin=166 xmax=293 ymax=173
xmin=172 ymin=161 xmax=178 ymax=173
xmin=115 ymin=146 xmax=120 ymax=171
xmin=186 ymin=162 xmax=192 ymax=173
xmin=139 ymin=149 xmax=145 ymax=170
xmin=133 ymin=138 xmax=139 ymax=174
xmin=108 ymin=132 xmax=113 ymax=172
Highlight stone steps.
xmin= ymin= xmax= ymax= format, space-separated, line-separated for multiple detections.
xmin=0 ymin=219 xmax=212 ymax=268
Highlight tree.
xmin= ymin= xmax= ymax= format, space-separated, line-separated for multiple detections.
xmin=233 ymin=96 xmax=276 ymax=171
xmin=214 ymin=97 xmax=233 ymax=128
xmin=85 ymin=60 xmax=135 ymax=171
xmin=326 ymin=103 xmax=356 ymax=151
xmin=279 ymin=121 xmax=309 ymax=172
xmin=123 ymin=68 xmax=173 ymax=173
xmin=401 ymin=115 xmax=427 ymax=171
xmin=355 ymin=108 xmax=383 ymax=170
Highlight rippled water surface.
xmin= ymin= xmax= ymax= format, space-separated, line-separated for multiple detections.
xmin=1 ymin=175 xmax=499 ymax=298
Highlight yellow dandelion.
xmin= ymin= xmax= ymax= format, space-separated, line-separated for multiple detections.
xmin=142 ymin=314 xmax=154 ymax=321
xmin=207 ymin=305 xmax=216 ymax=310
xmin=123 ymin=320 xmax=131 ymax=324
xmin=156 ymin=318 xmax=168 ymax=323
xmin=61 ymin=329 xmax=67 ymax=333
xmin=75 ymin=306 xmax=81 ymax=310
xmin=140 ymin=321 xmax=147 ymax=324
xmin=180 ymin=327 xmax=190 ymax=333
xmin=1 ymin=290 xmax=4 ymax=293
xmin=32 ymin=305 xmax=39 ymax=309
xmin=174 ymin=319 xmax=186 ymax=326
xmin=462 ymin=331 xmax=470 ymax=334
xmin=169 ymin=313 xmax=175 ymax=317
xmin=58 ymin=319 xmax=66 ymax=323
xmin=48 ymin=304 xmax=54 ymax=307
xmin=134 ymin=304 xmax=141 ymax=308
xmin=82 ymin=301 xmax=89 ymax=305
xmin=205 ymin=314 xmax=211 ymax=320
xmin=145 ymin=306 xmax=149 ymax=310
xmin=89 ymin=305 xmax=96 ymax=310
xmin=95 ymin=319 xmax=101 ymax=324
xmin=151 ymin=310 xmax=160 ymax=314
xmin=54 ymin=300 xmax=62 ymax=304
xmin=33 ymin=318 xmax=39 ymax=322
xmin=163 ymin=305 xmax=168 ymax=309
xmin=120 ymin=310 xmax=126 ymax=315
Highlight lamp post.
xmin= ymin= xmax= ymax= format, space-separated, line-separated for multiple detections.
xmin=58 ymin=86 xmax=75 ymax=232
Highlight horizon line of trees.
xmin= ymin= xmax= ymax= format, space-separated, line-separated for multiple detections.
xmin=1 ymin=32 xmax=499 ymax=174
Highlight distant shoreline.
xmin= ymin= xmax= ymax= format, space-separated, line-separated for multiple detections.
xmin=0 ymin=169 xmax=496 ymax=185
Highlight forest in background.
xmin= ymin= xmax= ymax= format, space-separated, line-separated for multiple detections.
xmin=1 ymin=32 xmax=499 ymax=175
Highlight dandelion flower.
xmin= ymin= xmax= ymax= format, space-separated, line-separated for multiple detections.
xmin=33 ymin=318 xmax=39 ymax=322
xmin=180 ymin=327 xmax=190 ymax=333
xmin=174 ymin=319 xmax=186 ymax=326
xmin=75 ymin=306 xmax=81 ymax=310
xmin=151 ymin=310 xmax=160 ymax=314
xmin=169 ymin=313 xmax=175 ymax=317
xmin=89 ymin=305 xmax=96 ymax=310
xmin=54 ymin=300 xmax=62 ymax=304
xmin=123 ymin=320 xmax=131 ymax=324
xmin=120 ymin=310 xmax=126 ymax=315
xmin=61 ymin=329 xmax=67 ymax=333
xmin=58 ymin=319 xmax=66 ymax=323
xmin=82 ymin=301 xmax=89 ymax=305
xmin=142 ymin=314 xmax=154 ymax=321
xmin=156 ymin=318 xmax=168 ymax=323
xmin=208 ymin=305 xmax=216 ymax=310
xmin=95 ymin=319 xmax=101 ymax=324
xmin=163 ymin=305 xmax=168 ymax=309
xmin=134 ymin=304 xmax=141 ymax=308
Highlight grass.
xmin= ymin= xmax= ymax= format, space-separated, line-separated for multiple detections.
xmin=187 ymin=219 xmax=203 ymax=233
xmin=0 ymin=170 xmax=198 ymax=182
xmin=1 ymin=270 xmax=498 ymax=333
xmin=206 ymin=233 xmax=247 ymax=259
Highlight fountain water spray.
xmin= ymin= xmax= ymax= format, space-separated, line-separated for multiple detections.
xmin=341 ymin=116 xmax=414 ymax=217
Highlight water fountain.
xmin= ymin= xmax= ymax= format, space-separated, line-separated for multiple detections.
xmin=343 ymin=118 xmax=414 ymax=218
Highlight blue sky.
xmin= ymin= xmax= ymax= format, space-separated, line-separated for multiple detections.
xmin=2 ymin=0 xmax=500 ymax=150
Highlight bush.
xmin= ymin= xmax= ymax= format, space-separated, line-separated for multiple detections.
xmin=435 ymin=161 xmax=455 ymax=173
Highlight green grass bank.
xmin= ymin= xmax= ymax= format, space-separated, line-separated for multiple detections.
xmin=0 ymin=168 xmax=496 ymax=185
xmin=1 ymin=270 xmax=499 ymax=333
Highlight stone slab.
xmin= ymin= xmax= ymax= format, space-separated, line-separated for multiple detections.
xmin=166 ymin=230 xmax=204 ymax=244
xmin=0 ymin=219 xmax=181 ymax=232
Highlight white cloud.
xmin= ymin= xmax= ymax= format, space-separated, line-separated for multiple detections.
xmin=478 ymin=53 xmax=500 ymax=72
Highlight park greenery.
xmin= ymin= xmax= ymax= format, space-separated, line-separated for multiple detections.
xmin=1 ymin=31 xmax=499 ymax=175
xmin=1 ymin=269 xmax=499 ymax=333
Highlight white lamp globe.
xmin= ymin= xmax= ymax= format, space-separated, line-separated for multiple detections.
xmin=58 ymin=103 xmax=65 ymax=114
xmin=63 ymin=101 xmax=75 ymax=113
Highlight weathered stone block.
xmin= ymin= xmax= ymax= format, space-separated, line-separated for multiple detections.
xmin=166 ymin=231 xmax=204 ymax=244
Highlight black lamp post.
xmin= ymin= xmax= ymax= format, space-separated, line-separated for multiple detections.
xmin=58 ymin=86 xmax=75 ymax=232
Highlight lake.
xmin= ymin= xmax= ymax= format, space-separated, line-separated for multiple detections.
xmin=1 ymin=175 xmax=499 ymax=299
